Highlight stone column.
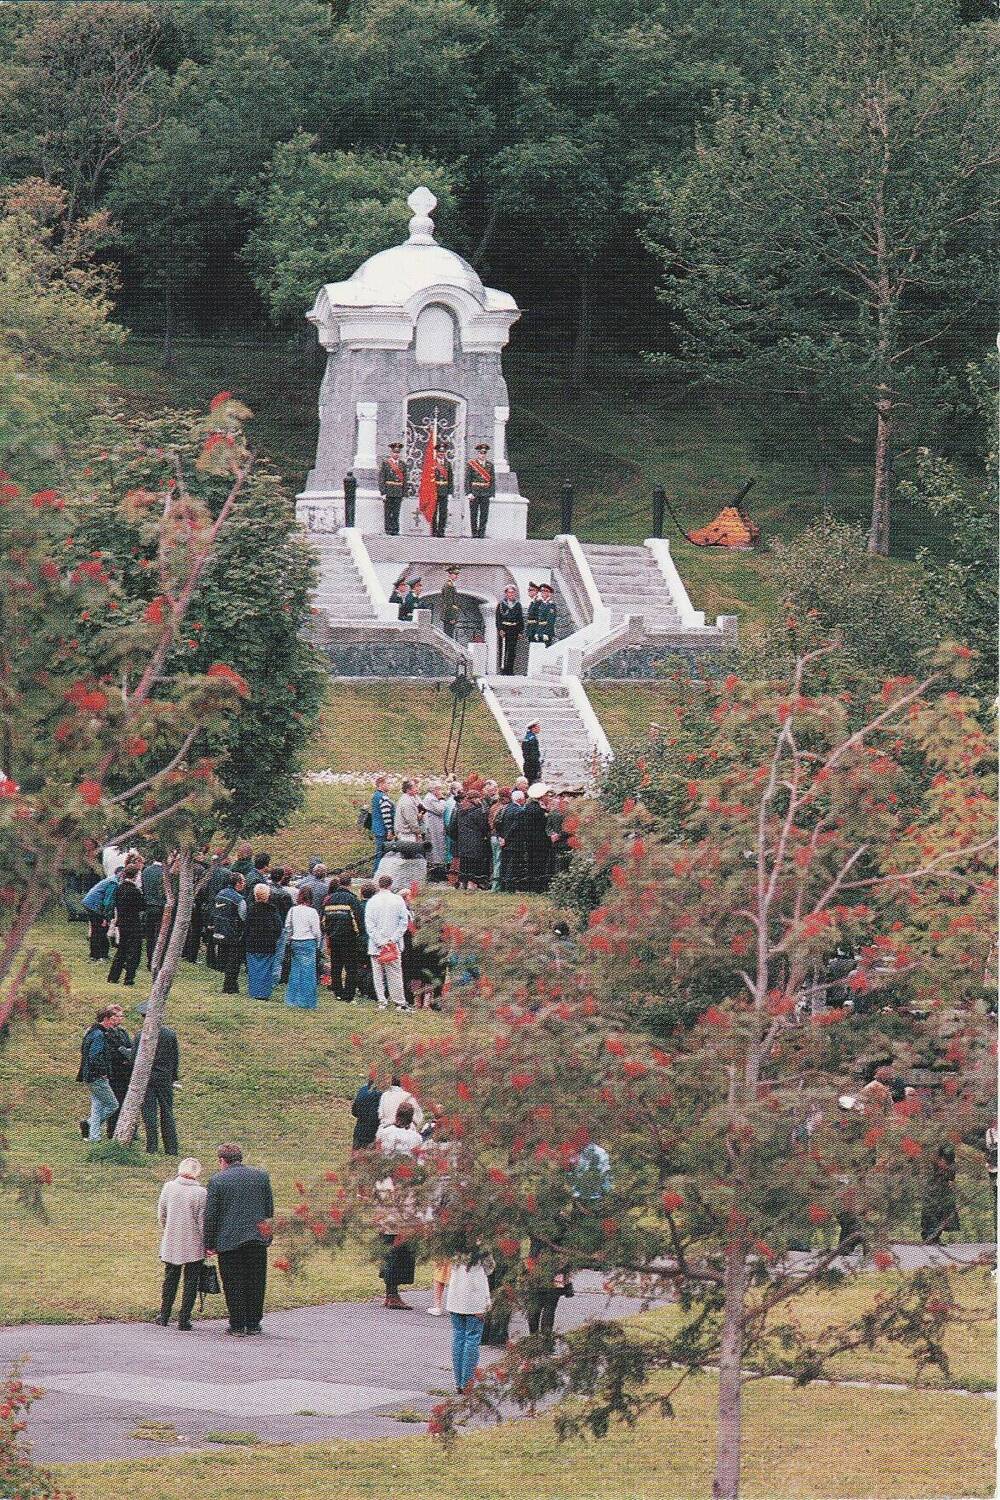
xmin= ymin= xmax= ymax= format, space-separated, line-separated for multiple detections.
xmin=493 ymin=405 xmax=511 ymax=474
xmin=353 ymin=400 xmax=379 ymax=470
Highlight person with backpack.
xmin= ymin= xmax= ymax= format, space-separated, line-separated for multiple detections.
xmin=213 ymin=873 xmax=247 ymax=996
xmin=81 ymin=873 xmax=118 ymax=961
xmin=321 ymin=875 xmax=363 ymax=1004
xmin=77 ymin=1007 xmax=122 ymax=1143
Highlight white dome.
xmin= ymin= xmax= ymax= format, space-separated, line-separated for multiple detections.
xmin=312 ymin=186 xmax=517 ymax=316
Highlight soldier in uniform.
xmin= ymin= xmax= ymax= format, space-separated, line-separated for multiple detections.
xmin=440 ymin=565 xmax=460 ymax=638
xmin=379 ymin=442 xmax=408 ymax=536
xmin=537 ymin=582 xmax=557 ymax=646
xmin=388 ymin=572 xmax=409 ymax=611
xmin=495 ymin=584 xmax=524 ymax=676
xmin=432 ymin=444 xmax=453 ymax=538
xmin=466 ymin=442 xmax=495 ymax=539
xmin=524 ymin=582 xmax=541 ymax=643
xmin=398 ymin=577 xmax=422 ymax=622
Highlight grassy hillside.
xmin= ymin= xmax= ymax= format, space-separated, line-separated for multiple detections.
xmin=109 ymin=337 xmax=949 ymax=633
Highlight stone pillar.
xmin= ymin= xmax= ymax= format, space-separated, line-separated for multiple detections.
xmin=353 ymin=400 xmax=379 ymax=470
xmin=493 ymin=405 xmax=511 ymax=474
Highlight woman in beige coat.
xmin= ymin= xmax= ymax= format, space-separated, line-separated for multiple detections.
xmin=155 ymin=1158 xmax=207 ymax=1329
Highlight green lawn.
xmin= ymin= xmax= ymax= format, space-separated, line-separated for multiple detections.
xmin=59 ymin=1373 xmax=995 ymax=1500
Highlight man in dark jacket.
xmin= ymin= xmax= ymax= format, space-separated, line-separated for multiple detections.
xmin=213 ymin=874 xmax=247 ymax=995
xmin=140 ymin=854 xmax=166 ymax=969
xmin=77 ymin=1006 xmax=121 ymax=1142
xmin=107 ymin=862 xmax=145 ymax=986
xmin=322 ymin=874 xmax=364 ymax=1004
xmin=103 ymin=1003 xmax=134 ymax=1137
xmin=495 ymin=789 xmax=526 ymax=891
xmin=351 ymin=1072 xmax=382 ymax=1149
xmin=203 ymin=1143 xmax=274 ymax=1336
xmin=198 ymin=859 xmax=233 ymax=969
xmin=134 ymin=1000 xmax=181 ymax=1155
xmin=510 ymin=784 xmax=554 ymax=893
xmin=521 ymin=722 xmax=542 ymax=785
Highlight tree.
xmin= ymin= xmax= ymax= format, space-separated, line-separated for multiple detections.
xmin=242 ymin=133 xmax=461 ymax=324
xmin=0 ymin=2 xmax=161 ymax=220
xmin=68 ymin=407 xmax=326 ymax=842
xmin=275 ymin=645 xmax=994 ymax=1499
xmin=0 ymin=398 xmax=257 ymax=1171
xmin=645 ymin=0 xmax=1000 ymax=553
xmin=0 ymin=177 xmax=121 ymax=483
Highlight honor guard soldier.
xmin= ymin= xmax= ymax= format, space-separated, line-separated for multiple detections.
xmin=432 ymin=445 xmax=453 ymax=537
xmin=495 ymin=584 xmax=524 ymax=675
xmin=537 ymin=582 xmax=557 ymax=646
xmin=466 ymin=442 xmax=495 ymax=539
xmin=388 ymin=572 xmax=408 ymax=611
xmin=398 ymin=577 xmax=422 ymax=621
xmin=524 ymin=581 xmax=541 ymax=643
xmin=379 ymin=442 xmax=408 ymax=535
xmin=440 ymin=565 xmax=460 ymax=638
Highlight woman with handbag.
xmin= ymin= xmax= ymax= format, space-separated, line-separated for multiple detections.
xmin=155 ymin=1158 xmax=208 ymax=1330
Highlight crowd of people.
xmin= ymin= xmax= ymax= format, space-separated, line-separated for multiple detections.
xmin=367 ymin=759 xmax=575 ymax=894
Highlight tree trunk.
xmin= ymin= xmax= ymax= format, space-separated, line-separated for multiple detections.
xmin=472 ymin=198 xmax=501 ymax=268
xmin=569 ymin=266 xmax=591 ymax=394
xmin=869 ymin=392 xmax=893 ymax=556
xmin=113 ymin=850 xmax=193 ymax=1145
xmin=161 ymin=283 xmax=175 ymax=371
xmin=712 ymin=1242 xmax=748 ymax=1500
xmin=150 ymin=856 xmax=177 ymax=978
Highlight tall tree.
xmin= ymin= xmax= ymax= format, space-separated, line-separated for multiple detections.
xmin=645 ymin=0 xmax=1000 ymax=553
xmin=0 ymin=2 xmax=161 ymax=220
xmin=242 ymin=133 xmax=461 ymax=323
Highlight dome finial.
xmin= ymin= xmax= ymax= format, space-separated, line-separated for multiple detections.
xmin=406 ymin=186 xmax=437 ymax=245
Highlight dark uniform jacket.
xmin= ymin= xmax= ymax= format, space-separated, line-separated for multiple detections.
xmin=322 ymin=887 xmax=363 ymax=944
xmin=398 ymin=589 xmax=420 ymax=621
xmin=141 ymin=862 xmax=165 ymax=910
xmin=379 ymin=457 xmax=408 ymax=498
xmin=496 ymin=600 xmax=524 ymax=637
xmin=536 ymin=599 xmax=557 ymax=646
xmin=521 ymin=730 xmax=542 ymax=784
xmin=433 ymin=459 xmax=453 ymax=498
xmin=466 ymin=458 xmax=495 ymax=498
xmin=440 ymin=580 xmax=460 ymax=629
xmin=204 ymin=1163 xmax=274 ymax=1253
xmin=525 ymin=597 xmax=542 ymax=642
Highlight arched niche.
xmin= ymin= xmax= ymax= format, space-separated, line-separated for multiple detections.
xmin=414 ymin=303 xmax=455 ymax=365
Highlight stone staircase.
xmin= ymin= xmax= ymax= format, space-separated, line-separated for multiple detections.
xmin=485 ymin=677 xmax=604 ymax=791
xmin=309 ymin=533 xmax=380 ymax=625
xmin=582 ymin=544 xmax=682 ymax=629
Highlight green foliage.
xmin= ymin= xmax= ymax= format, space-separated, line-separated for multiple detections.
xmin=242 ymin=134 xmax=461 ymax=323
xmin=0 ymin=177 xmax=121 ymax=483
xmin=69 ymin=406 xmax=326 ymax=839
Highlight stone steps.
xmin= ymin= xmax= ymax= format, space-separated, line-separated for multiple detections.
xmin=308 ymin=536 xmax=379 ymax=624
xmin=486 ymin=678 xmax=607 ymax=791
xmin=582 ymin=542 xmax=682 ymax=632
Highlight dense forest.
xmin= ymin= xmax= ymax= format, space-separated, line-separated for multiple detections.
xmin=0 ymin=0 xmax=996 ymax=552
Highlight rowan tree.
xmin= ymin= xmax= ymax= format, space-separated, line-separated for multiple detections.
xmin=0 ymin=396 xmax=258 ymax=1166
xmin=277 ymin=645 xmax=995 ymax=1500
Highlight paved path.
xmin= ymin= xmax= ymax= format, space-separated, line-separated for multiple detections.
xmin=4 ymin=1245 xmax=993 ymax=1465
xmin=2 ymin=1273 xmax=643 ymax=1463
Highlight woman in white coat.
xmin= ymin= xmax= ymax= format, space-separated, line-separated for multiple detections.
xmin=155 ymin=1158 xmax=207 ymax=1329
xmin=446 ymin=1248 xmax=495 ymax=1391
xmin=421 ymin=782 xmax=448 ymax=870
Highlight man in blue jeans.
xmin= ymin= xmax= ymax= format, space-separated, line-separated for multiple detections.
xmin=370 ymin=775 xmax=395 ymax=873
xmin=77 ymin=1006 xmax=121 ymax=1143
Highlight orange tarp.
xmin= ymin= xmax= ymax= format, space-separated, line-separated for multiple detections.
xmin=687 ymin=505 xmax=760 ymax=549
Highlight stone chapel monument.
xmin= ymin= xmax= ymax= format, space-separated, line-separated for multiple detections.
xmin=297 ymin=187 xmax=735 ymax=790
xmin=297 ymin=187 xmax=529 ymax=538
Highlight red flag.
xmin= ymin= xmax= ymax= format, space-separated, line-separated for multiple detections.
xmin=417 ymin=420 xmax=438 ymax=527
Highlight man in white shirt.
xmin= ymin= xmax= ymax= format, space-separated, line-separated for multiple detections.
xmin=378 ymin=1074 xmax=425 ymax=1130
xmin=364 ymin=874 xmax=410 ymax=1010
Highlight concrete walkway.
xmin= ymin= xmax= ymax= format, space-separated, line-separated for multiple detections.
xmin=5 ymin=1245 xmax=993 ymax=1465
xmin=2 ymin=1272 xmax=642 ymax=1463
